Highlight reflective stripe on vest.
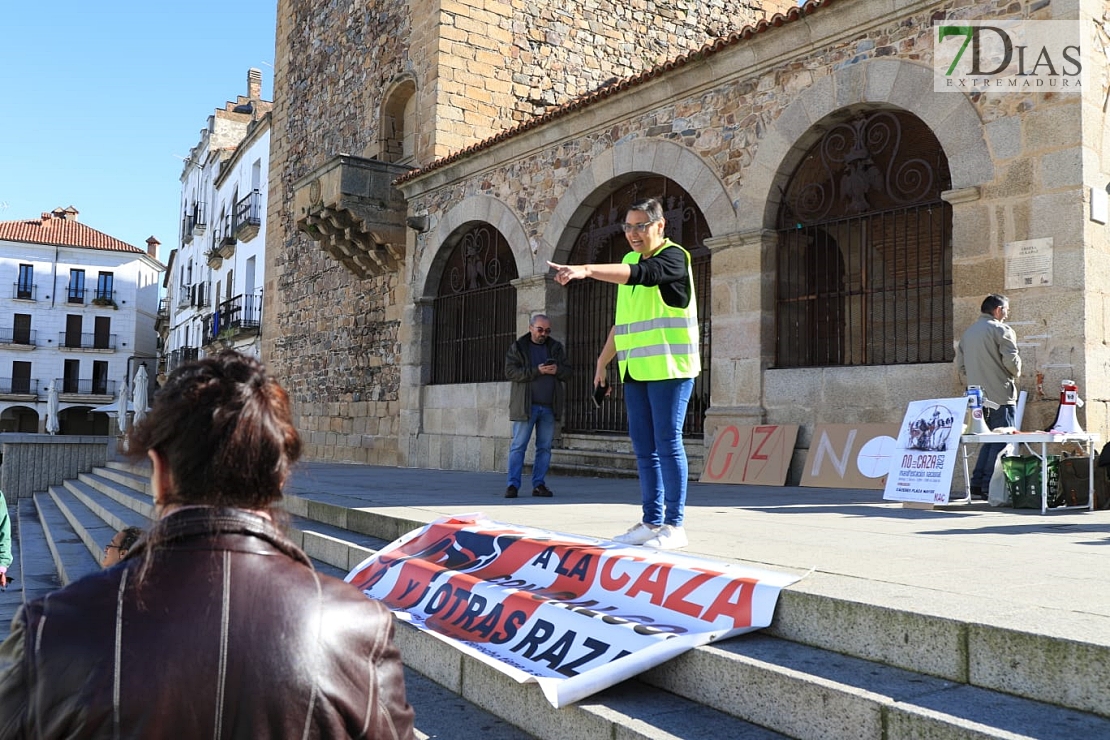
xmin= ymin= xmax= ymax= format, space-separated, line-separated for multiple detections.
xmin=614 ymin=241 xmax=700 ymax=381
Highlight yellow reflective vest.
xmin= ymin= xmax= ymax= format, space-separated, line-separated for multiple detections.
xmin=614 ymin=240 xmax=700 ymax=382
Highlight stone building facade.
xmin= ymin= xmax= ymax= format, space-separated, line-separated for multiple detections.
xmin=266 ymin=0 xmax=1110 ymax=479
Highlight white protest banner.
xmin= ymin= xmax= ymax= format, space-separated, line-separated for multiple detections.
xmin=347 ymin=514 xmax=801 ymax=708
xmin=882 ymin=397 xmax=970 ymax=505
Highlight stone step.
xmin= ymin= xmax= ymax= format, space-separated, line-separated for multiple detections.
xmin=33 ymin=491 xmax=100 ymax=586
xmin=15 ymin=498 xmax=59 ymax=605
xmin=65 ymin=477 xmax=150 ymax=533
xmin=82 ymin=465 xmax=1110 ymax=737
xmin=277 ymin=490 xmax=1110 ymax=727
xmin=81 ymin=469 xmax=155 ymax=515
xmin=549 ymin=446 xmax=705 ymax=480
xmin=48 ymin=485 xmax=119 ymax=564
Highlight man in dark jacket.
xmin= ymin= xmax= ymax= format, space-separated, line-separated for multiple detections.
xmin=504 ymin=314 xmax=570 ymax=498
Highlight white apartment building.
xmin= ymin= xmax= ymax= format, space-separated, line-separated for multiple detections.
xmin=0 ymin=207 xmax=163 ymax=434
xmin=164 ymin=69 xmax=271 ymax=377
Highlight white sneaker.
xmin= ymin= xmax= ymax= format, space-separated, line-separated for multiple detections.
xmin=612 ymin=522 xmax=660 ymax=545
xmin=643 ymin=524 xmax=688 ymax=550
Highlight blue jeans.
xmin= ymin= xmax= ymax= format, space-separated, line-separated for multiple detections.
xmin=507 ymin=404 xmax=555 ymax=489
xmin=972 ymin=404 xmax=1016 ymax=488
xmin=624 ymin=377 xmax=694 ymax=527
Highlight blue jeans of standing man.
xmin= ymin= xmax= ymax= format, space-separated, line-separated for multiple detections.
xmin=507 ymin=404 xmax=555 ymax=489
xmin=971 ymin=403 xmax=1016 ymax=489
xmin=624 ymin=377 xmax=694 ymax=527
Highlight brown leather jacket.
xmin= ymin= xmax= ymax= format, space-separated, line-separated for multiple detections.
xmin=0 ymin=507 xmax=415 ymax=739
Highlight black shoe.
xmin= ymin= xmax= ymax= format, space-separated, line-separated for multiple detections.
xmin=532 ymin=484 xmax=554 ymax=498
xmin=969 ymin=485 xmax=987 ymax=501
xmin=505 ymin=486 xmax=518 ymax=499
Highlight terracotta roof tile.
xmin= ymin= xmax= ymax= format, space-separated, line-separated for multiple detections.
xmin=0 ymin=215 xmax=145 ymax=254
xmin=395 ymin=0 xmax=830 ymax=186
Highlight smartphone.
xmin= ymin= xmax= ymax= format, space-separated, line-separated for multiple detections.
xmin=592 ymin=383 xmax=609 ymax=408
xmin=541 ymin=360 xmax=556 ymax=367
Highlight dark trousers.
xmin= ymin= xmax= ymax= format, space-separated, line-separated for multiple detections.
xmin=972 ymin=404 xmax=1016 ymax=488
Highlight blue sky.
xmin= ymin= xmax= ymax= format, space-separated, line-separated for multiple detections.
xmin=0 ymin=1 xmax=276 ymax=265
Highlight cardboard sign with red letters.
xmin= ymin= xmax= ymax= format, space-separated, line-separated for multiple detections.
xmin=699 ymin=424 xmax=799 ymax=486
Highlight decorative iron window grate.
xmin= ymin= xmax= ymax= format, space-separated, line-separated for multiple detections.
xmin=775 ymin=111 xmax=953 ymax=368
xmin=430 ymin=224 xmax=519 ymax=384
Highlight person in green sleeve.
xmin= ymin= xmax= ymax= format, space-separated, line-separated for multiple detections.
xmin=0 ymin=489 xmax=11 ymax=589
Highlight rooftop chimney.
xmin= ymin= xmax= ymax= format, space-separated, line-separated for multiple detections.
xmin=248 ymin=68 xmax=262 ymax=101
xmin=146 ymin=236 xmax=161 ymax=258
xmin=48 ymin=206 xmax=79 ymax=222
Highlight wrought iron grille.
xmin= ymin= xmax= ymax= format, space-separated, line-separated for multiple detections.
xmin=563 ymin=179 xmax=711 ymax=436
xmin=431 ymin=224 xmax=519 ymax=384
xmin=775 ymin=111 xmax=953 ymax=367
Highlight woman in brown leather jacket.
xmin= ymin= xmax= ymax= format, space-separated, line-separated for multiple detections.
xmin=0 ymin=351 xmax=415 ymax=739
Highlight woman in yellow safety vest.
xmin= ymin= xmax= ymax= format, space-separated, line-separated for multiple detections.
xmin=549 ymin=197 xmax=699 ymax=550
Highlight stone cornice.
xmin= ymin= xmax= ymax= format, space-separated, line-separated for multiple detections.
xmin=704 ymin=229 xmax=774 ymax=252
xmin=941 ymin=187 xmax=981 ymax=205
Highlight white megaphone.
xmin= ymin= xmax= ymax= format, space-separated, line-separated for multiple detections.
xmin=965 ymin=385 xmax=991 ymax=435
xmin=1047 ymin=379 xmax=1084 ymax=434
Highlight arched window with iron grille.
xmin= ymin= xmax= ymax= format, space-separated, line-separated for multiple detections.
xmin=775 ymin=110 xmax=953 ymax=368
xmin=563 ymin=178 xmax=711 ymax=436
xmin=431 ymin=223 xmax=519 ymax=384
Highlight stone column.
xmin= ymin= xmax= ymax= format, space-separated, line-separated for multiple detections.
xmin=701 ymin=228 xmax=772 ymax=438
xmin=511 ymin=274 xmax=559 ymax=334
xmin=398 ymin=296 xmax=434 ymax=466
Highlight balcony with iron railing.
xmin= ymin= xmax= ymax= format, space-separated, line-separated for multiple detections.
xmin=12 ymin=283 xmax=37 ymax=300
xmin=0 ymin=378 xmax=39 ymax=395
xmin=56 ymin=378 xmax=117 ymax=396
xmin=167 ymin=347 xmax=200 ymax=373
xmin=203 ymin=293 xmax=262 ymax=346
xmin=57 ymin=332 xmax=118 ymax=351
xmin=182 ymin=201 xmax=207 ymax=244
xmin=216 ymin=214 xmax=237 ymax=258
xmin=0 ymin=328 xmax=37 ymax=348
xmin=91 ymin=288 xmax=118 ymax=309
xmin=233 ymin=190 xmax=262 ymax=242
xmin=66 ymin=285 xmax=86 ymax=304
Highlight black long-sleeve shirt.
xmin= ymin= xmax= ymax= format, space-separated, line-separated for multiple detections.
xmin=625 ymin=244 xmax=691 ymax=309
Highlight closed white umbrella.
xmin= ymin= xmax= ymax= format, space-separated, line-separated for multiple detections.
xmin=132 ymin=365 xmax=149 ymax=426
xmin=117 ymin=377 xmax=130 ymax=435
xmin=45 ymin=383 xmax=60 ymax=435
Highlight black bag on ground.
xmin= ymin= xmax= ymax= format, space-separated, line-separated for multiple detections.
xmin=1003 ymin=455 xmax=1060 ymax=509
xmin=1057 ymin=456 xmax=1091 ymax=507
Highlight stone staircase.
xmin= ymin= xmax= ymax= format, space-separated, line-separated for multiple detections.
xmin=549 ymin=433 xmax=706 ymax=480
xmin=4 ymin=460 xmax=1110 ymax=739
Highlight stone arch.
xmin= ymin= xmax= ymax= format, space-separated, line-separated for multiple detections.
xmin=743 ymin=59 xmax=992 ymax=233
xmin=379 ymin=75 xmax=418 ymax=165
xmin=416 ymin=195 xmax=532 ymax=301
xmin=545 ymin=137 xmax=737 ymax=261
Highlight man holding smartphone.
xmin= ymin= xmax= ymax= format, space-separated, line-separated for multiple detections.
xmin=504 ymin=314 xmax=571 ymax=498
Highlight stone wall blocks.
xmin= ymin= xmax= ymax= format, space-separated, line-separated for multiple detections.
xmin=936 ymin=106 xmax=995 ymax=189
xmin=886 ymin=61 xmax=934 ymax=112
xmin=985 ymin=116 xmax=1022 ymax=161
xmin=1031 ymin=190 xmax=1085 ymax=247
xmin=611 ymin=141 xmax=637 ymax=178
xmin=1040 ymin=147 xmax=1083 ymax=190
xmin=698 ymin=189 xmax=740 ymax=236
xmin=832 ymin=60 xmax=867 ymax=110
xmin=633 ymin=136 xmax=667 ymax=173
xmin=772 ymin=97 xmax=816 ymax=146
xmin=863 ymin=59 xmax=901 ymax=102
